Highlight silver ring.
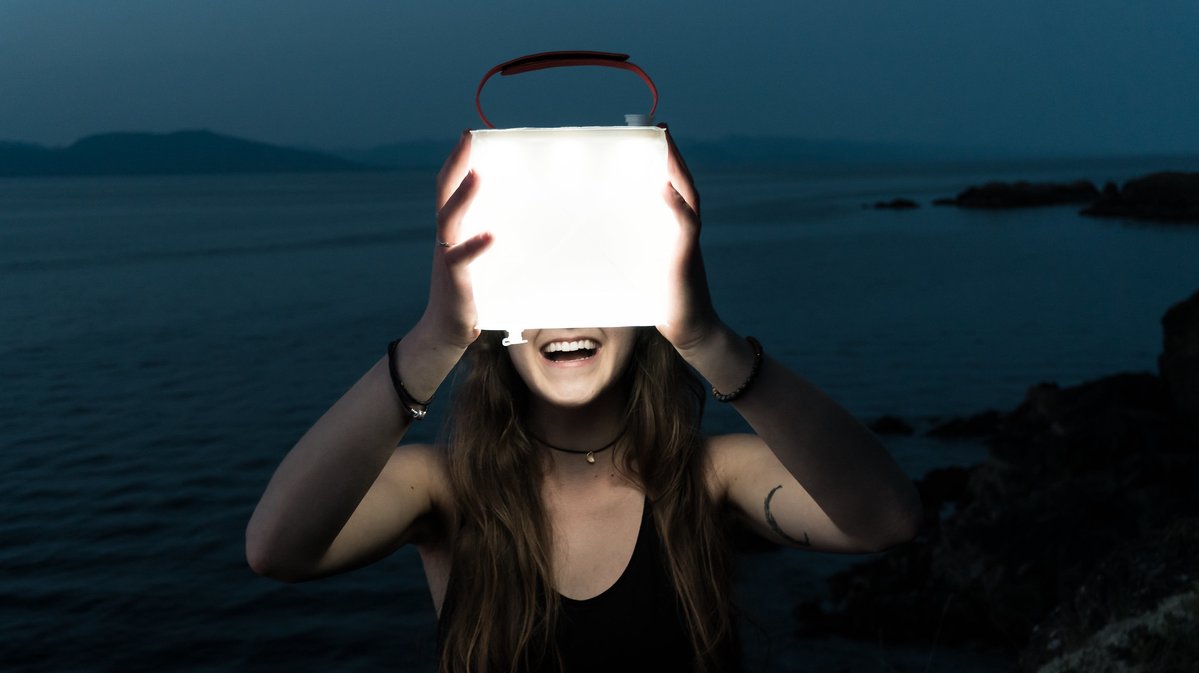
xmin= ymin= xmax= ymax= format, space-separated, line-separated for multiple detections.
xmin=437 ymin=239 xmax=451 ymax=248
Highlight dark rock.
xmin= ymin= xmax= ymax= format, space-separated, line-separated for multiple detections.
xmin=870 ymin=198 xmax=919 ymax=210
xmin=1081 ymin=171 xmax=1199 ymax=223
xmin=1026 ymin=591 xmax=1199 ymax=673
xmin=1159 ymin=289 xmax=1199 ymax=425
xmin=797 ymin=290 xmax=1199 ymax=653
xmin=925 ymin=409 xmax=1002 ymax=438
xmin=931 ymin=197 xmax=957 ymax=206
xmin=914 ymin=465 xmax=972 ymax=515
xmin=1019 ymin=518 xmax=1199 ymax=672
xmin=940 ymin=179 xmax=1100 ymax=208
xmin=868 ymin=415 xmax=914 ymax=435
xmin=986 ymin=374 xmax=1178 ymax=470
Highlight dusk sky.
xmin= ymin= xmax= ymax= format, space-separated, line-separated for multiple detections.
xmin=2 ymin=0 xmax=1197 ymax=156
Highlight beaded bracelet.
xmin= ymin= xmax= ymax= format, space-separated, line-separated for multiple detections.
xmin=712 ymin=336 xmax=763 ymax=403
xmin=387 ymin=338 xmax=433 ymax=420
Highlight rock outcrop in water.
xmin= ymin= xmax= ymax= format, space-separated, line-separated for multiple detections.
xmin=1081 ymin=171 xmax=1199 ymax=223
xmin=934 ymin=180 xmax=1100 ymax=208
xmin=869 ymin=198 xmax=920 ymax=210
xmin=799 ymin=289 xmax=1199 ymax=670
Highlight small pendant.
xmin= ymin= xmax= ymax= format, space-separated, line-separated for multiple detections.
xmin=586 ymin=451 xmax=596 ymax=464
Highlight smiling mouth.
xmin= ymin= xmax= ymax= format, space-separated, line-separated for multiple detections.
xmin=541 ymin=339 xmax=599 ymax=363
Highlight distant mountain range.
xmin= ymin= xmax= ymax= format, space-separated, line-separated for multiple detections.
xmin=5 ymin=128 xmax=1174 ymax=178
xmin=0 ymin=130 xmax=366 ymax=177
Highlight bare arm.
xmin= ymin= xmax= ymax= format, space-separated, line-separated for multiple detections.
xmin=245 ymin=132 xmax=493 ymax=581
xmin=244 ymin=333 xmax=461 ymax=581
xmin=693 ymin=332 xmax=921 ymax=553
xmin=657 ymin=127 xmax=921 ymax=552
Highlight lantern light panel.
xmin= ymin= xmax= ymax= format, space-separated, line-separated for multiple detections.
xmin=460 ymin=127 xmax=677 ymax=345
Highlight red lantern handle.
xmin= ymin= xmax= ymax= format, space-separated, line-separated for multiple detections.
xmin=475 ymin=51 xmax=658 ymax=129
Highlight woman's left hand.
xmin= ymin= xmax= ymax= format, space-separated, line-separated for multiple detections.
xmin=657 ymin=126 xmax=722 ymax=353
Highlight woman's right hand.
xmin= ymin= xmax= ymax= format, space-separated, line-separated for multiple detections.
xmin=415 ymin=130 xmax=494 ymax=350
xmin=246 ymin=134 xmax=491 ymax=582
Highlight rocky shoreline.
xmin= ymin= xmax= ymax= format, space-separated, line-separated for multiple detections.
xmin=872 ymin=171 xmax=1199 ymax=223
xmin=934 ymin=179 xmax=1099 ymax=208
xmin=802 ymin=290 xmax=1199 ymax=671
xmin=1082 ymin=172 xmax=1199 ymax=223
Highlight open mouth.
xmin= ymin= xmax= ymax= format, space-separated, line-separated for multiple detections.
xmin=541 ymin=339 xmax=599 ymax=363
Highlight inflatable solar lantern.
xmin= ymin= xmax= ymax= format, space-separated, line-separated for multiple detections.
xmin=457 ymin=51 xmax=678 ymax=346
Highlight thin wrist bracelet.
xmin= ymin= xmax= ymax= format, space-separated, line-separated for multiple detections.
xmin=712 ymin=336 xmax=763 ymax=403
xmin=387 ymin=338 xmax=433 ymax=421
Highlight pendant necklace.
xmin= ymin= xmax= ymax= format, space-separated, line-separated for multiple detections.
xmin=531 ymin=428 xmax=625 ymax=465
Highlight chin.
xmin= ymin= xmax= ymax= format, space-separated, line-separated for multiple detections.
xmin=534 ymin=382 xmax=612 ymax=409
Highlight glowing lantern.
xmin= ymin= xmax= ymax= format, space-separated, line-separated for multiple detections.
xmin=457 ymin=52 xmax=677 ymax=346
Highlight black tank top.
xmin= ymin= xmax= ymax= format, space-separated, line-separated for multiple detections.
xmin=552 ymin=497 xmax=695 ymax=672
xmin=438 ymin=499 xmax=742 ymax=672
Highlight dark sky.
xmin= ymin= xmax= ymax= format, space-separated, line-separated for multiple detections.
xmin=3 ymin=0 xmax=1197 ymax=155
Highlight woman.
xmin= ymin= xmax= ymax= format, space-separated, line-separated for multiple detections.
xmin=245 ymin=128 xmax=922 ymax=672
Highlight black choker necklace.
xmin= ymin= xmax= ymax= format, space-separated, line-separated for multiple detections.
xmin=531 ymin=429 xmax=625 ymax=465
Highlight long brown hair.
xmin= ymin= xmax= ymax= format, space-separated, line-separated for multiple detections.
xmin=438 ymin=328 xmax=734 ymax=672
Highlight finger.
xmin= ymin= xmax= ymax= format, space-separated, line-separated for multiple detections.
xmin=660 ymin=126 xmax=699 ymax=214
xmin=663 ymin=182 xmax=699 ymax=232
xmin=437 ymin=170 xmax=479 ymax=246
xmin=443 ymin=231 xmax=494 ymax=268
xmin=436 ymin=130 xmax=473 ymax=209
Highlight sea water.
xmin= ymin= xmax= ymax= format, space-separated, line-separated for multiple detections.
xmin=2 ymin=158 xmax=1197 ymax=672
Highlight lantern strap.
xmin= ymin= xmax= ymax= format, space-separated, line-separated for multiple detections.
xmin=475 ymin=51 xmax=659 ymax=129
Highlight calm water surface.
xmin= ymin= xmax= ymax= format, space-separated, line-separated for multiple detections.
xmin=2 ymin=159 xmax=1197 ymax=672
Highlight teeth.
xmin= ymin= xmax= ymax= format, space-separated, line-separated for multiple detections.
xmin=543 ymin=339 xmax=598 ymax=353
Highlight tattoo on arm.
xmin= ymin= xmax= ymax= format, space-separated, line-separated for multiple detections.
xmin=765 ymin=485 xmax=811 ymax=547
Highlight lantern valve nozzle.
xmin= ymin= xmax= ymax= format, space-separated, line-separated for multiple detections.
xmin=502 ymin=329 xmax=527 ymax=347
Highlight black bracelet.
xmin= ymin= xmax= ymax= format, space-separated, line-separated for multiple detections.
xmin=387 ymin=338 xmax=433 ymax=421
xmin=712 ymin=336 xmax=762 ymax=403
